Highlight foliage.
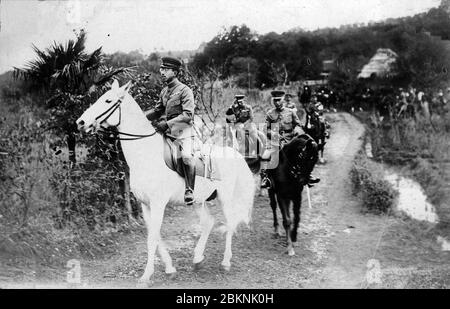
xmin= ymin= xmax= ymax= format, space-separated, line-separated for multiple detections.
xmin=191 ymin=6 xmax=450 ymax=90
xmin=350 ymin=152 xmax=398 ymax=214
xmin=363 ymin=110 xmax=450 ymax=230
xmin=13 ymin=30 xmax=133 ymax=164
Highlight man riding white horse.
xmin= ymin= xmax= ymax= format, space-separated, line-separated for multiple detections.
xmin=144 ymin=57 xmax=197 ymax=205
xmin=260 ymin=90 xmax=320 ymax=189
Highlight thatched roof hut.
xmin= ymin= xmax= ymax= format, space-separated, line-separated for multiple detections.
xmin=358 ymin=48 xmax=398 ymax=79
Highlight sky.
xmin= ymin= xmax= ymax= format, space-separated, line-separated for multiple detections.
xmin=0 ymin=0 xmax=442 ymax=73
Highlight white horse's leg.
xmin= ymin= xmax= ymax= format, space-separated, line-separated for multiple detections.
xmin=193 ymin=203 xmax=215 ymax=265
xmin=221 ymin=228 xmax=233 ymax=271
xmin=139 ymin=202 xmax=165 ymax=283
xmin=158 ymin=239 xmax=176 ymax=275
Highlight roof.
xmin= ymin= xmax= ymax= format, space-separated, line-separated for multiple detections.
xmin=358 ymin=48 xmax=398 ymax=79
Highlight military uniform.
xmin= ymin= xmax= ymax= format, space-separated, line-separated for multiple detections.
xmin=146 ymin=78 xmax=195 ymax=139
xmin=225 ymin=101 xmax=254 ymax=125
xmin=225 ymin=95 xmax=258 ymax=149
xmin=260 ymin=90 xmax=319 ymax=188
xmin=282 ymin=93 xmax=298 ymax=114
xmin=145 ymin=56 xmax=197 ymax=205
xmin=265 ymin=106 xmax=303 ymax=144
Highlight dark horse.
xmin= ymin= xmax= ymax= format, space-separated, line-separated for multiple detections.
xmin=304 ymin=111 xmax=329 ymax=164
xmin=265 ymin=134 xmax=319 ymax=256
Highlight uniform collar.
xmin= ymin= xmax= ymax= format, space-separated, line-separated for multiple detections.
xmin=167 ymin=78 xmax=181 ymax=89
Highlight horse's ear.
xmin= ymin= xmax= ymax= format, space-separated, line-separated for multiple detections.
xmin=111 ymin=79 xmax=119 ymax=90
xmin=121 ymin=81 xmax=132 ymax=93
xmin=118 ymin=81 xmax=132 ymax=98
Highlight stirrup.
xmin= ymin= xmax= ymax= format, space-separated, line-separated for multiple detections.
xmin=184 ymin=189 xmax=195 ymax=205
xmin=308 ymin=176 xmax=320 ymax=184
xmin=261 ymin=177 xmax=272 ymax=189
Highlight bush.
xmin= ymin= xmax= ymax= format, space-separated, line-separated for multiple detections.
xmin=350 ymin=152 xmax=398 ymax=214
xmin=49 ymin=156 xmax=131 ymax=231
xmin=0 ymin=92 xmax=135 ymax=263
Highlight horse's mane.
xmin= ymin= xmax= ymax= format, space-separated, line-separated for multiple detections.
xmin=281 ymin=134 xmax=313 ymax=162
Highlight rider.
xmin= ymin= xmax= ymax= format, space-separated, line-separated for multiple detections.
xmin=144 ymin=56 xmax=197 ymax=206
xmin=225 ymin=94 xmax=258 ymax=151
xmin=283 ymin=92 xmax=298 ymax=113
xmin=299 ymin=85 xmax=312 ymax=109
xmin=260 ymin=90 xmax=320 ymax=188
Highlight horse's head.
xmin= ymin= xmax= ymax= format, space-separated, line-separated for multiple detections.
xmin=284 ymin=134 xmax=316 ymax=166
xmin=76 ymin=80 xmax=132 ymax=134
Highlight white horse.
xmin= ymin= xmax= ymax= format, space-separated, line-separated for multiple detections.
xmin=76 ymin=80 xmax=255 ymax=283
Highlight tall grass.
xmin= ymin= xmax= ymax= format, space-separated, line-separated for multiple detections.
xmin=350 ymin=150 xmax=398 ymax=214
xmin=363 ymin=110 xmax=450 ymax=231
xmin=0 ymin=94 xmax=129 ymax=263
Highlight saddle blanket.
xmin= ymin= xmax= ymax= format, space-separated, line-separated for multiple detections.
xmin=163 ymin=136 xmax=221 ymax=181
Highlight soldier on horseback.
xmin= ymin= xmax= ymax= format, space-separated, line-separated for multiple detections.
xmin=260 ymin=90 xmax=320 ymax=189
xmin=299 ymin=85 xmax=312 ymax=110
xmin=282 ymin=92 xmax=298 ymax=113
xmin=144 ymin=56 xmax=197 ymax=205
xmin=225 ymin=94 xmax=258 ymax=153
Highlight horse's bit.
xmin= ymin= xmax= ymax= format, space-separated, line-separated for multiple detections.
xmin=94 ymin=97 xmax=157 ymax=141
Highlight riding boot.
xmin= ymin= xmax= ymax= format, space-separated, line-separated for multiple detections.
xmin=260 ymin=169 xmax=272 ymax=189
xmin=181 ymin=160 xmax=196 ymax=205
xmin=303 ymin=140 xmax=320 ymax=186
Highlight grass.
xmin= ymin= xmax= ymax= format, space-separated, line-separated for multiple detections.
xmin=354 ymin=110 xmax=450 ymax=232
xmin=0 ymin=95 xmax=132 ymax=269
xmin=350 ymin=149 xmax=398 ymax=214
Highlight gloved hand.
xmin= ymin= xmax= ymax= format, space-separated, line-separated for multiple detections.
xmin=155 ymin=120 xmax=169 ymax=132
xmin=294 ymin=126 xmax=304 ymax=136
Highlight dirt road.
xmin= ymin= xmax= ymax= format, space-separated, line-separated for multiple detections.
xmin=3 ymin=112 xmax=449 ymax=288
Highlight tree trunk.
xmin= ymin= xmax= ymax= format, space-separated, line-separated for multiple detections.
xmin=117 ymin=141 xmax=134 ymax=221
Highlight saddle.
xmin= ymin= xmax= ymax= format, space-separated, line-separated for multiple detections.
xmin=163 ymin=135 xmax=221 ymax=181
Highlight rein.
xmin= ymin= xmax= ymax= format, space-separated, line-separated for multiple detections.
xmin=95 ymin=97 xmax=157 ymax=141
xmin=279 ymin=135 xmax=310 ymax=180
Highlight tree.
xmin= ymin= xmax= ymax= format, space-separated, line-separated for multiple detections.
xmin=14 ymin=30 xmax=132 ymax=164
xmin=229 ymin=57 xmax=258 ymax=88
xmin=191 ymin=24 xmax=258 ymax=77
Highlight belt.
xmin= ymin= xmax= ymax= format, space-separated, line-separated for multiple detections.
xmin=281 ymin=129 xmax=293 ymax=134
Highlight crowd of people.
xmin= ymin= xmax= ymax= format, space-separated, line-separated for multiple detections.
xmin=295 ymin=83 xmax=449 ymax=121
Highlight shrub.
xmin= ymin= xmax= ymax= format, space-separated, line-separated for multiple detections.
xmin=350 ymin=152 xmax=398 ymax=214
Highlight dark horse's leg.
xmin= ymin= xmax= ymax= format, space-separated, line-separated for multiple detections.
xmin=319 ymin=138 xmax=325 ymax=163
xmin=277 ymin=195 xmax=295 ymax=256
xmin=291 ymin=195 xmax=302 ymax=243
xmin=268 ymin=188 xmax=282 ymax=237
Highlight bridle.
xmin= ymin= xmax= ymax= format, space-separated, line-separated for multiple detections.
xmin=94 ymin=96 xmax=157 ymax=141
xmin=279 ymin=134 xmax=311 ymax=180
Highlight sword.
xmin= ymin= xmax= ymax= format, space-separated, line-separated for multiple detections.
xmin=306 ymin=185 xmax=312 ymax=209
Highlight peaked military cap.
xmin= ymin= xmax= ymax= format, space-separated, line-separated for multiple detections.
xmin=160 ymin=56 xmax=182 ymax=70
xmin=271 ymin=90 xmax=285 ymax=99
xmin=235 ymin=94 xmax=245 ymax=101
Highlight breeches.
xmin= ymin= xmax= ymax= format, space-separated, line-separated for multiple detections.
xmin=176 ymin=137 xmax=197 ymax=165
xmin=235 ymin=123 xmax=257 ymax=140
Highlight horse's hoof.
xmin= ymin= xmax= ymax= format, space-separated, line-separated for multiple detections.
xmin=287 ymin=248 xmax=296 ymax=256
xmin=193 ymin=260 xmax=205 ymax=271
xmin=166 ymin=272 xmax=178 ymax=280
xmin=221 ymin=264 xmax=231 ymax=272
xmin=137 ymin=276 xmax=152 ymax=287
xmin=138 ymin=276 xmax=150 ymax=283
